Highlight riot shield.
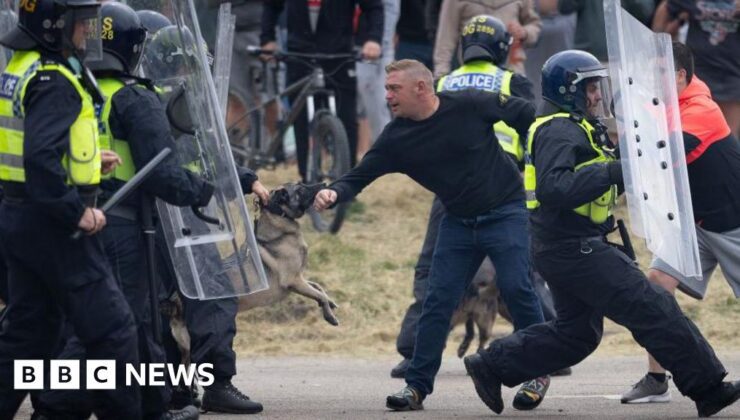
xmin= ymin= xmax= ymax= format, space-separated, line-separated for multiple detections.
xmin=212 ymin=2 xmax=235 ymax=116
xmin=0 ymin=0 xmax=17 ymax=72
xmin=138 ymin=0 xmax=268 ymax=299
xmin=604 ymin=0 xmax=701 ymax=280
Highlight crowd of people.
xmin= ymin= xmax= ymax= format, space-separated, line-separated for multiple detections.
xmin=0 ymin=0 xmax=737 ymax=418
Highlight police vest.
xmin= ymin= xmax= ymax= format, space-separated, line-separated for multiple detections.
xmin=97 ymin=78 xmax=136 ymax=181
xmin=436 ymin=61 xmax=523 ymax=162
xmin=524 ymin=113 xmax=617 ymax=224
xmin=0 ymin=50 xmax=101 ymax=185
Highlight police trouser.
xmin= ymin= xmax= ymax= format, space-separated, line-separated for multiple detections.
xmin=396 ymin=196 xmax=557 ymax=360
xmin=481 ymin=237 xmax=727 ymax=400
xmin=38 ymin=214 xmax=170 ymax=419
xmin=287 ymin=59 xmax=358 ymax=182
xmin=155 ymin=225 xmax=238 ymax=382
xmin=0 ymin=201 xmax=141 ymax=420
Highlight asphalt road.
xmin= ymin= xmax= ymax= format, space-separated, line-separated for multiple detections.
xmin=16 ymin=353 xmax=740 ymax=419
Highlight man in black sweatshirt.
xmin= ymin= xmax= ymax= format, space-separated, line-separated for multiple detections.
xmin=461 ymin=49 xmax=740 ymax=417
xmin=313 ymin=59 xmax=544 ymax=411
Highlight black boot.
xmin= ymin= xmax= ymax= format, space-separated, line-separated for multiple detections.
xmin=464 ymin=353 xmax=504 ymax=414
xmin=202 ymin=379 xmax=264 ymax=414
xmin=159 ymin=405 xmax=199 ymax=420
xmin=390 ymin=358 xmax=411 ymax=379
xmin=696 ymin=380 xmax=740 ymax=418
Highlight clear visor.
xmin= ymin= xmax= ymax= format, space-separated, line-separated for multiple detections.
xmin=581 ymin=76 xmax=613 ymax=121
xmin=69 ymin=7 xmax=102 ymax=63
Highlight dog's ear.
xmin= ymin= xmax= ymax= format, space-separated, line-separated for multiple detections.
xmin=300 ymin=183 xmax=326 ymax=200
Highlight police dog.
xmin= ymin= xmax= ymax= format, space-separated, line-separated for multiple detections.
xmin=451 ymin=258 xmax=513 ymax=357
xmin=238 ymin=182 xmax=339 ymax=325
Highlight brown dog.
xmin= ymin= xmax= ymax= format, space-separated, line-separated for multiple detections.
xmin=237 ymin=182 xmax=339 ymax=325
xmin=450 ymin=258 xmax=513 ymax=358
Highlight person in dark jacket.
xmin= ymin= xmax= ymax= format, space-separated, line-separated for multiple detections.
xmin=260 ymin=0 xmax=383 ymax=179
xmin=314 ymin=59 xmax=544 ymax=412
xmin=462 ymin=49 xmax=740 ymax=418
xmin=0 ymin=0 xmax=141 ymax=417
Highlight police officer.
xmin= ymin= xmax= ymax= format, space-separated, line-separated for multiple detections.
xmin=142 ymin=21 xmax=267 ymax=415
xmin=463 ymin=50 xmax=740 ymax=417
xmin=0 ymin=0 xmax=141 ymax=418
xmin=391 ymin=15 xmax=555 ymax=410
xmin=33 ymin=3 xmax=215 ymax=419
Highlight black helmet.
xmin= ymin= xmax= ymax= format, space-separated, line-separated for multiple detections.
xmin=541 ymin=50 xmax=612 ymax=118
xmin=136 ymin=10 xmax=170 ymax=34
xmin=460 ymin=15 xmax=512 ymax=66
xmin=87 ymin=2 xmax=146 ymax=74
xmin=0 ymin=0 xmax=102 ymax=59
xmin=140 ymin=24 xmax=212 ymax=80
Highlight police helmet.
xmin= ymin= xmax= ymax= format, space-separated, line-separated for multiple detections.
xmin=136 ymin=9 xmax=170 ymax=34
xmin=0 ymin=0 xmax=102 ymax=58
xmin=87 ymin=2 xmax=146 ymax=74
xmin=140 ymin=24 xmax=212 ymax=80
xmin=541 ymin=50 xmax=612 ymax=119
xmin=460 ymin=15 xmax=512 ymax=66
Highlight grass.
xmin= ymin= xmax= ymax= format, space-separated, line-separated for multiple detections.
xmin=235 ymin=164 xmax=740 ymax=359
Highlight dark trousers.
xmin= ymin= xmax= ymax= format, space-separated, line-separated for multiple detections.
xmin=396 ymin=197 xmax=556 ymax=360
xmin=395 ymin=40 xmax=434 ymax=71
xmin=287 ymin=59 xmax=358 ymax=182
xmin=482 ymin=238 xmax=727 ymax=400
xmin=405 ymin=200 xmax=544 ymax=396
xmin=0 ymin=202 xmax=141 ymax=419
xmin=155 ymin=226 xmax=238 ymax=382
xmin=38 ymin=215 xmax=169 ymax=419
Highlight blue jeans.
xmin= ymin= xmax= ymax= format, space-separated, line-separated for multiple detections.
xmin=405 ymin=200 xmax=544 ymax=396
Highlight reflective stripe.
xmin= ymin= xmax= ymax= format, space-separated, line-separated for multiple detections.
xmin=0 ymin=152 xmax=22 ymax=168
xmin=0 ymin=115 xmax=23 ymax=130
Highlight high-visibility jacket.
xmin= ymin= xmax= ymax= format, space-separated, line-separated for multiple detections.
xmin=524 ymin=112 xmax=617 ymax=224
xmin=437 ymin=60 xmax=523 ymax=162
xmin=0 ymin=50 xmax=100 ymax=185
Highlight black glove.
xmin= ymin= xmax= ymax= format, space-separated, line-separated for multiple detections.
xmin=196 ymin=179 xmax=216 ymax=207
xmin=237 ymin=166 xmax=258 ymax=195
xmin=606 ymin=160 xmax=625 ymax=193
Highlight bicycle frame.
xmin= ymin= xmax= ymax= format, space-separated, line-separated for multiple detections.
xmin=228 ymin=49 xmax=357 ymax=169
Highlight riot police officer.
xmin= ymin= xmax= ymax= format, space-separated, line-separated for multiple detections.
xmin=33 ymin=3 xmax=213 ymax=419
xmin=142 ymin=20 xmax=267 ymax=415
xmin=463 ymin=50 xmax=740 ymax=417
xmin=0 ymin=0 xmax=141 ymax=417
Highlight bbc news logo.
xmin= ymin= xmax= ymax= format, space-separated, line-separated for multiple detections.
xmin=14 ymin=360 xmax=214 ymax=390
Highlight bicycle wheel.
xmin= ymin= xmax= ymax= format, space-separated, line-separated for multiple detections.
xmin=306 ymin=112 xmax=351 ymax=234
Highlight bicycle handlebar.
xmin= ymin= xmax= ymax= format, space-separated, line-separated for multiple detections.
xmin=246 ymin=46 xmax=370 ymax=62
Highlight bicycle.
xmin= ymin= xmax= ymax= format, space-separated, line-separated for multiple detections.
xmin=227 ymin=47 xmax=360 ymax=234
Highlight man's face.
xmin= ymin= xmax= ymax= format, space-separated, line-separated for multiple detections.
xmin=72 ymin=20 xmax=90 ymax=51
xmin=385 ymin=70 xmax=418 ymax=118
xmin=585 ymin=80 xmax=603 ymax=118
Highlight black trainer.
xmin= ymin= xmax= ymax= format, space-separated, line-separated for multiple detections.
xmin=160 ymin=405 xmax=199 ymax=420
xmin=390 ymin=358 xmax=411 ymax=379
xmin=201 ymin=380 xmax=264 ymax=414
xmin=386 ymin=385 xmax=424 ymax=411
xmin=463 ymin=353 xmax=504 ymax=414
xmin=696 ymin=380 xmax=740 ymax=418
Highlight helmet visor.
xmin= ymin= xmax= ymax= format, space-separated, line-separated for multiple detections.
xmin=580 ymin=74 xmax=613 ymax=120
xmin=70 ymin=6 xmax=102 ymax=62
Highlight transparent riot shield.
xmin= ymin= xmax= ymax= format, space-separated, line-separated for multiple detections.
xmin=604 ymin=0 xmax=701 ymax=280
xmin=0 ymin=0 xmax=17 ymax=72
xmin=212 ymin=2 xmax=235 ymax=116
xmin=139 ymin=0 xmax=268 ymax=299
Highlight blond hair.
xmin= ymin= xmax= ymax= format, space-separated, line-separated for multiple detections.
xmin=385 ymin=59 xmax=434 ymax=90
